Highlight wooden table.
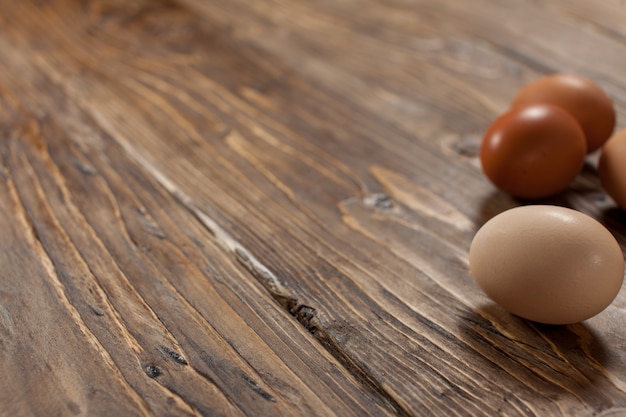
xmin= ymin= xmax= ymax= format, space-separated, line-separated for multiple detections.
xmin=2 ymin=1 xmax=626 ymax=416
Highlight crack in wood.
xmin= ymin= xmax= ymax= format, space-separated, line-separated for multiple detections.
xmin=105 ymin=142 xmax=412 ymax=416
xmin=89 ymin=305 xmax=106 ymax=317
xmin=137 ymin=207 xmax=167 ymax=239
xmin=145 ymin=364 xmax=163 ymax=379
xmin=160 ymin=345 xmax=188 ymax=366
xmin=233 ymin=247 xmax=295 ymax=310
xmin=242 ymin=374 xmax=276 ymax=403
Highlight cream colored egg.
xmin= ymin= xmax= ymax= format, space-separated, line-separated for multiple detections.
xmin=469 ymin=205 xmax=624 ymax=324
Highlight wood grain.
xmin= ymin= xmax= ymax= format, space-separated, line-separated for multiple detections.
xmin=1 ymin=0 xmax=626 ymax=416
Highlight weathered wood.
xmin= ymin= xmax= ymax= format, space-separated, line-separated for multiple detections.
xmin=1 ymin=0 xmax=626 ymax=416
xmin=0 ymin=27 xmax=393 ymax=417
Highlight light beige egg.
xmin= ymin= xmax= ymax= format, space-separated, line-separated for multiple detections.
xmin=469 ymin=205 xmax=624 ymax=324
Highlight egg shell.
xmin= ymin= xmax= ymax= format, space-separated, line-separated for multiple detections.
xmin=599 ymin=128 xmax=626 ymax=210
xmin=469 ymin=205 xmax=624 ymax=324
xmin=512 ymin=74 xmax=616 ymax=153
xmin=480 ymin=104 xmax=586 ymax=199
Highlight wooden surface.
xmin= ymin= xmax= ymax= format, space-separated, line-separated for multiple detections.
xmin=2 ymin=1 xmax=626 ymax=416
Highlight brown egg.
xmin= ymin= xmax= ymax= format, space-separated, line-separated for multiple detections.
xmin=512 ymin=74 xmax=616 ymax=153
xmin=599 ymin=128 xmax=626 ymax=210
xmin=469 ymin=205 xmax=624 ymax=324
xmin=480 ymin=104 xmax=586 ymax=199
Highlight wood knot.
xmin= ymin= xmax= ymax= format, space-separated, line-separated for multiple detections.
xmin=450 ymin=134 xmax=481 ymax=158
xmin=291 ymin=304 xmax=317 ymax=328
xmin=364 ymin=193 xmax=394 ymax=210
xmin=145 ymin=364 xmax=162 ymax=378
xmin=243 ymin=375 xmax=276 ymax=402
xmin=160 ymin=345 xmax=188 ymax=365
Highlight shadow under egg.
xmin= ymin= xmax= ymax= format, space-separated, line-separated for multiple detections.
xmin=458 ymin=302 xmax=609 ymax=392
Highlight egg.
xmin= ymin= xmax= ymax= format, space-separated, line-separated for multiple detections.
xmin=469 ymin=205 xmax=624 ymax=324
xmin=480 ymin=104 xmax=586 ymax=199
xmin=599 ymin=128 xmax=626 ymax=210
xmin=512 ymin=74 xmax=616 ymax=153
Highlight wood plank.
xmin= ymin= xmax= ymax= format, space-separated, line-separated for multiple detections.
xmin=2 ymin=0 xmax=626 ymax=416
xmin=0 ymin=45 xmax=394 ymax=417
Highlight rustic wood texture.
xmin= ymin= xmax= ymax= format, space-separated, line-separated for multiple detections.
xmin=1 ymin=0 xmax=626 ymax=416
